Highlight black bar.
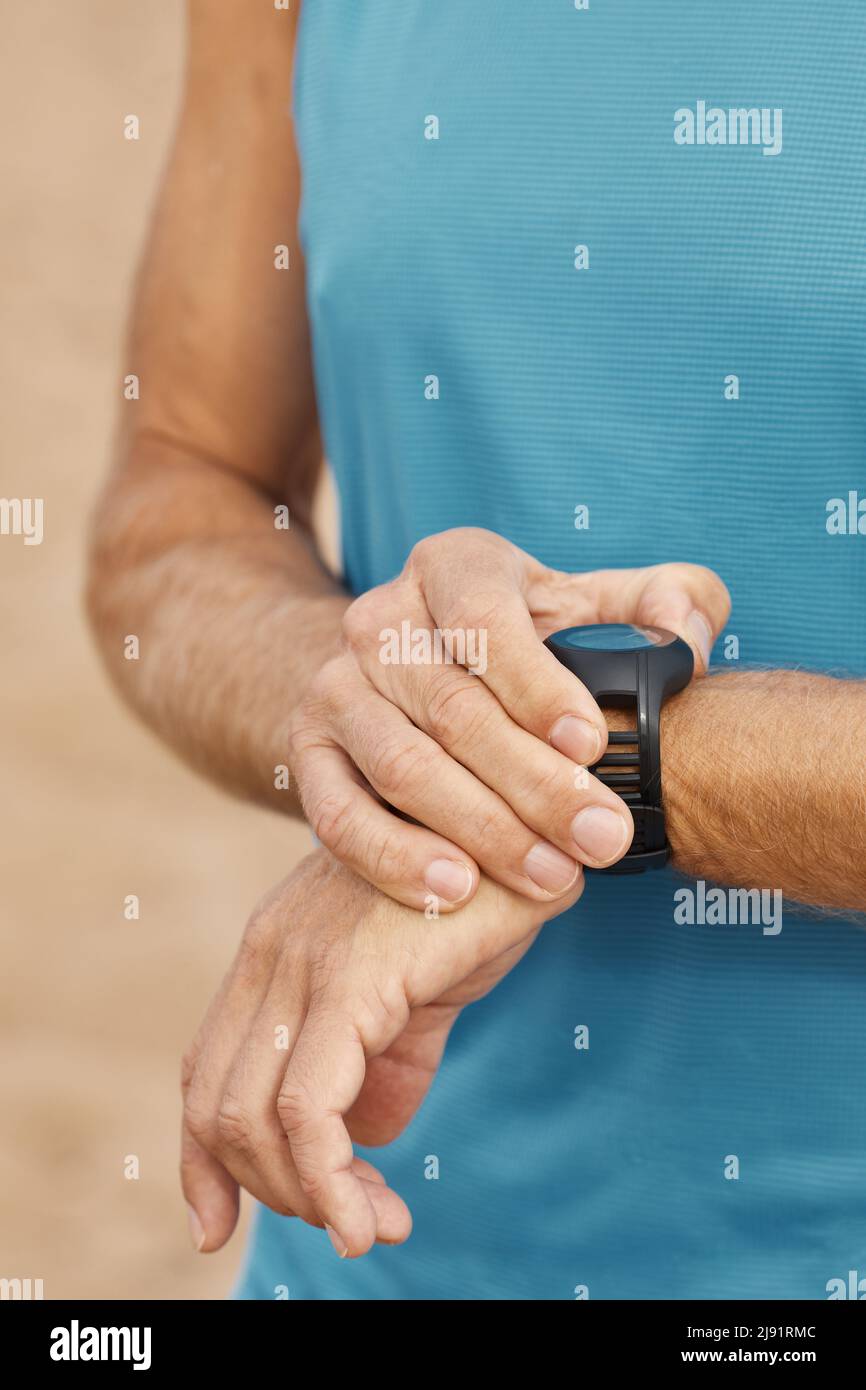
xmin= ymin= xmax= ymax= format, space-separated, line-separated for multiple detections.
xmin=4 ymin=1297 xmax=861 ymax=1373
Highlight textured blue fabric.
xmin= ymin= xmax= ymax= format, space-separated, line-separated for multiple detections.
xmin=236 ymin=0 xmax=866 ymax=1299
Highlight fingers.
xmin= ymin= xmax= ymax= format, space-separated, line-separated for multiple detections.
xmin=346 ymin=1001 xmax=462 ymax=1146
xmin=180 ymin=916 xmax=309 ymax=1250
xmin=340 ymin=673 xmax=631 ymax=874
xmin=425 ymin=592 xmax=608 ymax=760
xmin=302 ymin=696 xmax=594 ymax=900
xmin=405 ymin=664 xmax=631 ymax=868
xmin=182 ymin=943 xmax=331 ymax=1235
xmin=180 ymin=1118 xmax=240 ymax=1253
xmin=299 ymin=674 xmax=628 ymax=892
xmin=278 ymin=1001 xmax=412 ymax=1257
xmin=180 ymin=1000 xmax=247 ymax=1255
xmin=369 ymin=568 xmax=608 ymax=762
xmin=183 ymin=897 xmax=413 ymax=1257
xmin=185 ymin=1002 xmax=410 ymax=1250
xmin=352 ymin=1155 xmax=418 ymax=1245
xmin=209 ymin=985 xmax=356 ymax=1228
xmin=294 ymin=740 xmax=481 ymax=912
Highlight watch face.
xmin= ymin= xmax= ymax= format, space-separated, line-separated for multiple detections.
xmin=551 ymin=623 xmax=676 ymax=651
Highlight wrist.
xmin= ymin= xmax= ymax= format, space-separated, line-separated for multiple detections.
xmin=287 ymin=592 xmax=351 ymax=698
xmin=601 ymin=683 xmax=704 ymax=875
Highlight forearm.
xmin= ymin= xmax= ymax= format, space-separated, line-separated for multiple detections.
xmin=86 ymin=3 xmax=348 ymax=813
xmin=87 ymin=436 xmax=348 ymax=814
xmin=609 ymin=669 xmax=866 ymax=912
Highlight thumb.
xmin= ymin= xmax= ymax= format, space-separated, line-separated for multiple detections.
xmin=632 ymin=563 xmax=731 ymax=674
xmin=529 ymin=562 xmax=730 ymax=675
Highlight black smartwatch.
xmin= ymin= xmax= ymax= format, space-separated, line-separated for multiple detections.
xmin=544 ymin=623 xmax=693 ymax=874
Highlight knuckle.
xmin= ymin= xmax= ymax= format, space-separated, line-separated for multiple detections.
xmin=464 ymin=803 xmax=512 ymax=858
xmin=216 ymin=1097 xmax=257 ymax=1155
xmin=408 ymin=527 xmax=481 ymax=575
xmin=406 ymin=535 xmax=436 ymax=570
xmin=309 ymin=789 xmax=358 ymax=856
xmin=311 ymin=656 xmax=352 ymax=711
xmin=240 ymin=908 xmax=277 ymax=967
xmin=287 ymin=712 xmax=316 ymax=773
xmin=305 ymin=943 xmax=342 ymax=1002
xmin=287 ymin=699 xmax=315 ymax=748
xmin=183 ymin=1091 xmax=215 ymax=1148
xmin=276 ymin=1082 xmax=312 ymax=1137
xmin=367 ymin=825 xmax=413 ymax=887
xmin=288 ymin=665 xmax=347 ymax=763
xmin=367 ymin=734 xmax=432 ymax=799
xmin=341 ymin=589 xmax=386 ymax=651
xmin=180 ymin=1048 xmax=198 ymax=1097
xmin=520 ymin=760 xmax=572 ymax=818
xmin=505 ymin=661 xmax=560 ymax=720
xmin=406 ymin=529 xmax=452 ymax=570
xmin=294 ymin=1167 xmax=328 ymax=1204
xmin=355 ymin=977 xmax=410 ymax=1046
xmin=424 ymin=668 xmax=491 ymax=747
xmin=442 ymin=588 xmax=507 ymax=636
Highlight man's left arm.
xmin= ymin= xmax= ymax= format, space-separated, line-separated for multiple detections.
xmin=608 ymin=667 xmax=866 ymax=912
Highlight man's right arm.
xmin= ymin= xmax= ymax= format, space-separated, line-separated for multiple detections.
xmin=87 ymin=0 xmax=347 ymax=814
xmin=85 ymin=3 xmax=733 ymax=906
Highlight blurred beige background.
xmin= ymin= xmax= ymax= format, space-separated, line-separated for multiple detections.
xmin=0 ymin=2 xmax=324 ymax=1298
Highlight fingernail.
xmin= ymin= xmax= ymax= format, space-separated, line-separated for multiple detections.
xmin=687 ymin=610 xmax=713 ymax=670
xmin=424 ymin=858 xmax=473 ymax=904
xmin=571 ymin=806 xmax=630 ymax=864
xmin=549 ymin=715 xmax=602 ymax=765
xmin=325 ymin=1224 xmax=349 ymax=1258
xmin=524 ymin=841 xmax=580 ymax=894
xmin=187 ymin=1204 xmax=206 ymax=1252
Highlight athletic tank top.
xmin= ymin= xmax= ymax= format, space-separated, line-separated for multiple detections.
xmin=236 ymin=0 xmax=866 ymax=1299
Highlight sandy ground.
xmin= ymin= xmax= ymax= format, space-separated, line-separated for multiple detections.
xmin=0 ymin=2 xmax=325 ymax=1299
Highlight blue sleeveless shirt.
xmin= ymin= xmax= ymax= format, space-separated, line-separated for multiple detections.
xmin=236 ymin=0 xmax=866 ymax=1300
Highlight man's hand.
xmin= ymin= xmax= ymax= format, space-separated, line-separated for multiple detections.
xmin=290 ymin=528 xmax=730 ymax=909
xmin=180 ymin=847 xmax=584 ymax=1258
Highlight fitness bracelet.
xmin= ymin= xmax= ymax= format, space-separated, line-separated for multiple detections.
xmin=544 ymin=623 xmax=693 ymax=874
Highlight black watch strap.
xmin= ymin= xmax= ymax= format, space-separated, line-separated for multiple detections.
xmin=545 ymin=625 xmax=693 ymax=875
xmin=594 ymin=750 xmax=670 ymax=867
xmin=588 ymin=647 xmax=670 ymax=874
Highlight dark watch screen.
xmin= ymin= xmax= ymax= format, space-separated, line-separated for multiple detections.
xmin=551 ymin=622 xmax=676 ymax=652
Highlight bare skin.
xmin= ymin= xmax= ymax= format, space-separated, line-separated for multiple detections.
xmin=86 ymin=1 xmax=728 ymax=908
xmin=181 ymin=852 xmax=586 ymax=1257
xmin=182 ymin=670 xmax=866 ymax=1259
xmin=86 ymin=3 xmax=866 ymax=1259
